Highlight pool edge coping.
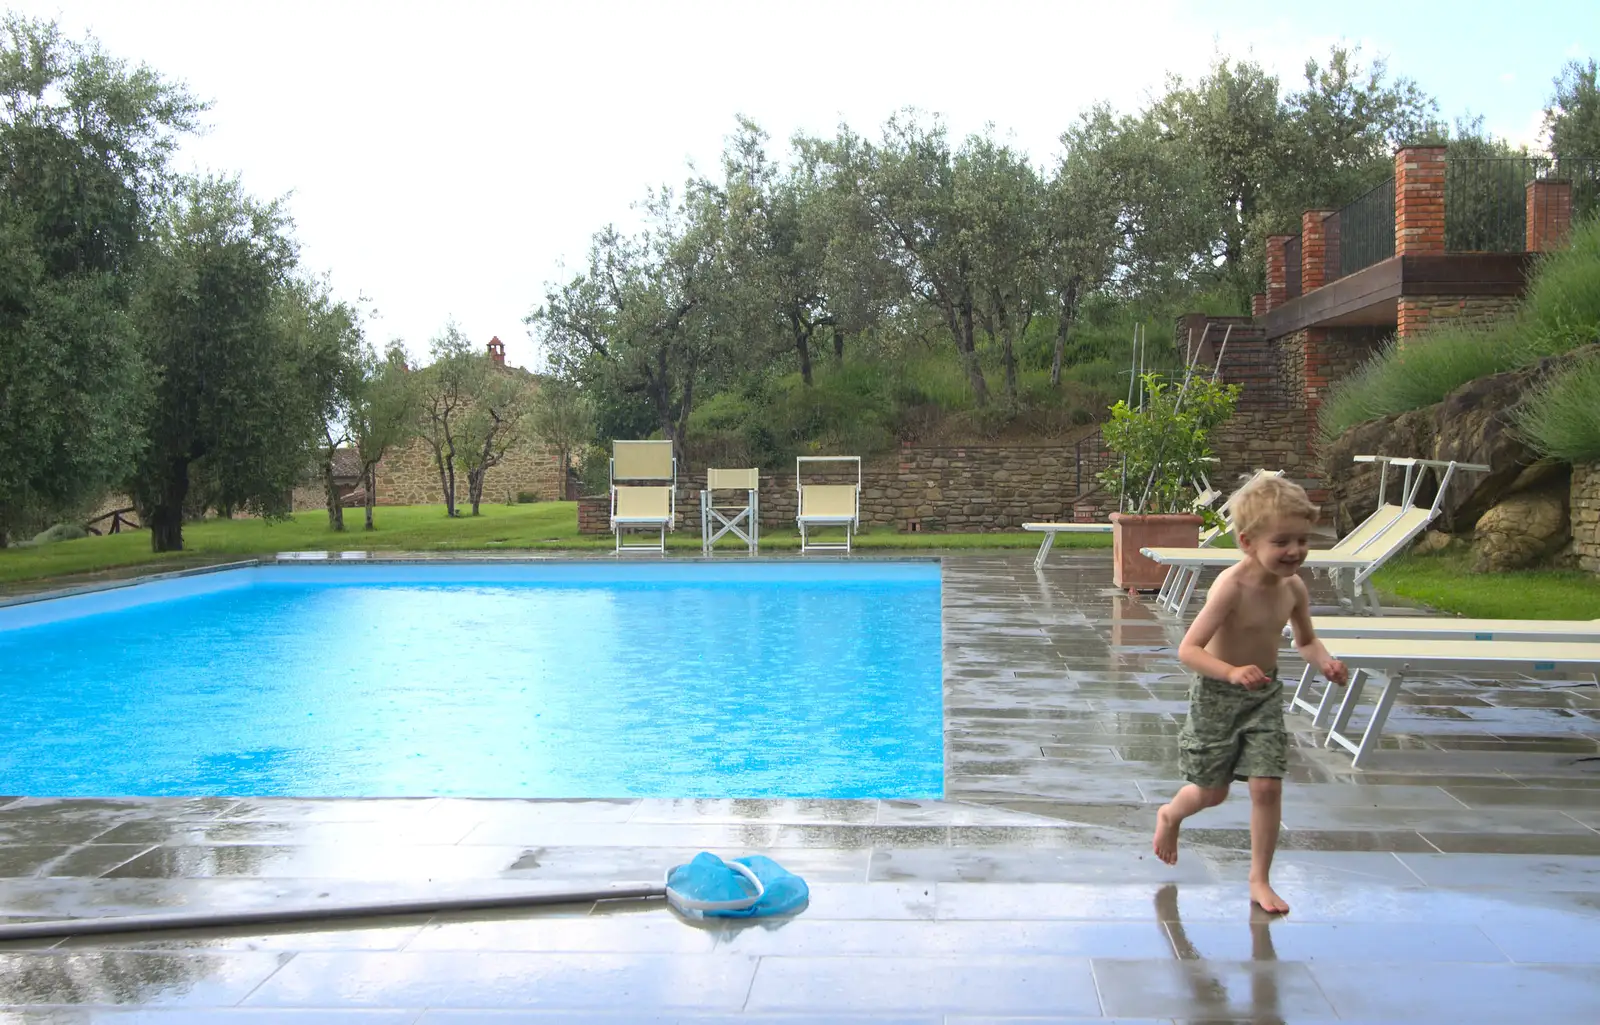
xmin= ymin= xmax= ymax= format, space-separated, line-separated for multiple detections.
xmin=0 ymin=551 xmax=947 ymax=611
xmin=0 ymin=559 xmax=264 ymax=611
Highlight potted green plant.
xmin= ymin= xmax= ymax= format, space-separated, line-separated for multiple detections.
xmin=1097 ymin=370 xmax=1240 ymax=590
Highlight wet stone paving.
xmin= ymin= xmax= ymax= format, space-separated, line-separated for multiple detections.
xmin=3 ymin=550 xmax=1600 ymax=1022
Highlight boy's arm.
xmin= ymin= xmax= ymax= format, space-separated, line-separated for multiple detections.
xmin=1177 ymin=573 xmax=1250 ymax=682
xmin=1287 ymin=577 xmax=1348 ymax=685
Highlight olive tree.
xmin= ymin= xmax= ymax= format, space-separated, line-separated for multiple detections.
xmin=128 ymin=177 xmax=323 ymax=551
xmin=0 ymin=16 xmax=203 ymax=545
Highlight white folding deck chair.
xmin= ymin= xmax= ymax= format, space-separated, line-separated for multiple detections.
xmin=610 ymin=440 xmax=676 ymax=553
xmin=700 ymin=468 xmax=759 ymax=554
xmin=1287 ymin=617 xmax=1600 ymax=727
xmin=796 ymin=456 xmax=861 ymax=553
xmin=1143 ymin=457 xmax=1488 ymax=617
xmin=1287 ymin=636 xmax=1600 ymax=768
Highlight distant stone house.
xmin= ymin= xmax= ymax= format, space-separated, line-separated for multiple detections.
xmin=289 ymin=448 xmax=368 ymax=512
xmin=291 ymin=337 xmax=574 ymax=512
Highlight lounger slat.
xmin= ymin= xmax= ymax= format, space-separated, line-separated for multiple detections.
xmin=1306 ymin=617 xmax=1600 ymax=641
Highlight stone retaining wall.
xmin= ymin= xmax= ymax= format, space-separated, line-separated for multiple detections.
xmin=576 ymin=443 xmax=1108 ymax=535
xmin=1574 ymin=462 xmax=1600 ymax=573
xmin=1398 ymin=294 xmax=1522 ymax=340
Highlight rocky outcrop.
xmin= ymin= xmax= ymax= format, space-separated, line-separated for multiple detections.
xmin=1322 ymin=343 xmax=1600 ymax=534
xmin=1472 ymin=474 xmax=1572 ymax=571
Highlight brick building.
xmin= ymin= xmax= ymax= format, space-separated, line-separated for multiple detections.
xmin=1182 ymin=145 xmax=1579 ymax=498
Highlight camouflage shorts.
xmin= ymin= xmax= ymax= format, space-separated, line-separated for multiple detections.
xmin=1178 ymin=674 xmax=1288 ymax=788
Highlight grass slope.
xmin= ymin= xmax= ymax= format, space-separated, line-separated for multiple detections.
xmin=0 ymin=502 xmax=1109 ymax=586
xmin=1372 ymin=551 xmax=1600 ymax=621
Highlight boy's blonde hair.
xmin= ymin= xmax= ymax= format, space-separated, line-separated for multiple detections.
xmin=1230 ymin=474 xmax=1318 ymax=536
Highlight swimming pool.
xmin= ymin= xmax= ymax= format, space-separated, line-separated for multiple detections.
xmin=0 ymin=561 xmax=943 ymax=799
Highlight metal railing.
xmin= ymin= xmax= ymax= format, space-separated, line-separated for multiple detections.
xmin=1284 ymin=234 xmax=1302 ymax=298
xmin=1338 ymin=176 xmax=1395 ymax=276
xmin=1073 ymin=424 xmax=1114 ymax=497
xmin=1445 ymin=156 xmax=1600 ymax=252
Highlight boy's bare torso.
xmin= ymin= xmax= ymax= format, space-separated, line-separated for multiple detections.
xmin=1202 ymin=562 xmax=1303 ymax=677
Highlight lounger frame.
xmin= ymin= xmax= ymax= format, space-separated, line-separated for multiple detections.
xmin=1288 ymin=617 xmax=1600 ymax=725
xmin=1146 ymin=457 xmax=1488 ymax=617
xmin=1286 ymin=637 xmax=1600 ymax=768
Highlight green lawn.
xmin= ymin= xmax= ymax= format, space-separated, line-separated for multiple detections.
xmin=1205 ymin=530 xmax=1598 ymax=619
xmin=0 ymin=502 xmax=1110 ymax=587
xmin=1372 ymin=551 xmax=1600 ymax=620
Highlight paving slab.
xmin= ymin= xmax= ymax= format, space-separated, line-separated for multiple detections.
xmin=1 ymin=551 xmax=1597 ymax=1018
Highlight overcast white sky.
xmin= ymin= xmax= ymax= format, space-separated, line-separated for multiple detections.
xmin=13 ymin=1 xmax=1595 ymax=368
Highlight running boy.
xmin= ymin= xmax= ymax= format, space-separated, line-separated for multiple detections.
xmin=1151 ymin=475 xmax=1348 ymax=914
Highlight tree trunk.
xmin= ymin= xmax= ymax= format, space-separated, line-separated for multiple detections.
xmin=1050 ymin=315 xmax=1068 ymax=388
xmin=431 ymin=441 xmax=458 ymax=518
xmin=832 ymin=326 xmax=844 ymax=363
xmin=323 ymin=460 xmax=344 ymax=531
xmin=148 ymin=458 xmax=190 ymax=553
xmin=791 ymin=312 xmax=813 ymax=386
xmin=364 ymin=467 xmax=376 ymax=530
xmin=992 ymin=291 xmax=1018 ymax=407
xmin=468 ymin=467 xmax=485 ymax=516
xmin=1050 ymin=281 xmax=1080 ymax=388
xmin=958 ymin=300 xmax=988 ymax=406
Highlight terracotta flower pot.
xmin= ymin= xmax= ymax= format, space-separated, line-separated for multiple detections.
xmin=1110 ymin=511 xmax=1204 ymax=591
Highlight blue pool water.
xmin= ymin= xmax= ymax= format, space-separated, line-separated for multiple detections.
xmin=0 ymin=562 xmax=942 ymax=799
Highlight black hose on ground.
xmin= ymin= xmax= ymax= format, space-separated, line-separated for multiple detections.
xmin=0 ymin=884 xmax=666 ymax=941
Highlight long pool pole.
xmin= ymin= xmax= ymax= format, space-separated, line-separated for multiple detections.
xmin=0 ymin=883 xmax=666 ymax=941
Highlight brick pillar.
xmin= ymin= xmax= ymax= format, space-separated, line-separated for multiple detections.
xmin=1300 ymin=211 xmax=1335 ymax=292
xmin=1395 ymin=146 xmax=1446 ymax=256
xmin=1526 ymin=179 xmax=1573 ymax=252
xmin=1301 ymin=328 xmax=1333 ymax=414
xmin=1265 ymin=235 xmax=1293 ymax=309
xmin=577 ymin=494 xmax=611 ymax=534
xmin=1397 ymin=301 xmax=1430 ymax=340
xmin=1395 ymin=147 xmax=1447 ymax=342
xmin=1251 ymin=293 xmax=1267 ymax=318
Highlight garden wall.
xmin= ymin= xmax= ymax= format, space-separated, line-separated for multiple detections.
xmin=1397 ymin=294 xmax=1523 ymax=340
xmin=1573 ymin=462 xmax=1600 ymax=574
xmin=577 ymin=443 xmax=1103 ymax=535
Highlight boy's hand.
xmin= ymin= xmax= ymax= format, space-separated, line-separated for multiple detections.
xmin=1321 ymin=658 xmax=1349 ymax=686
xmin=1227 ymin=664 xmax=1271 ymax=690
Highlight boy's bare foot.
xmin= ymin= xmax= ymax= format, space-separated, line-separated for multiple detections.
xmin=1153 ymin=805 xmax=1180 ymax=865
xmin=1250 ymin=880 xmax=1289 ymax=914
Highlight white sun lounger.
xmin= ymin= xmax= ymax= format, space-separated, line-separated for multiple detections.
xmin=1028 ymin=469 xmax=1255 ymax=572
xmin=1023 ymin=522 xmax=1113 ymax=569
xmin=610 ymin=440 xmax=677 ymax=553
xmin=796 ymin=456 xmax=861 ymax=553
xmin=1288 ymin=636 xmax=1600 ymax=768
xmin=1146 ymin=505 xmax=1426 ymax=617
xmin=1143 ymin=457 xmax=1488 ymax=617
xmin=1287 ymin=617 xmax=1600 ymax=726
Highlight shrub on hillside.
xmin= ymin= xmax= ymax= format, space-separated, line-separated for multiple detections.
xmin=1318 ymin=324 xmax=1523 ymax=444
xmin=1515 ymin=350 xmax=1600 ymax=463
xmin=1318 ymin=215 xmax=1600 ymax=445
xmin=1522 ymin=214 xmax=1600 ymax=356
